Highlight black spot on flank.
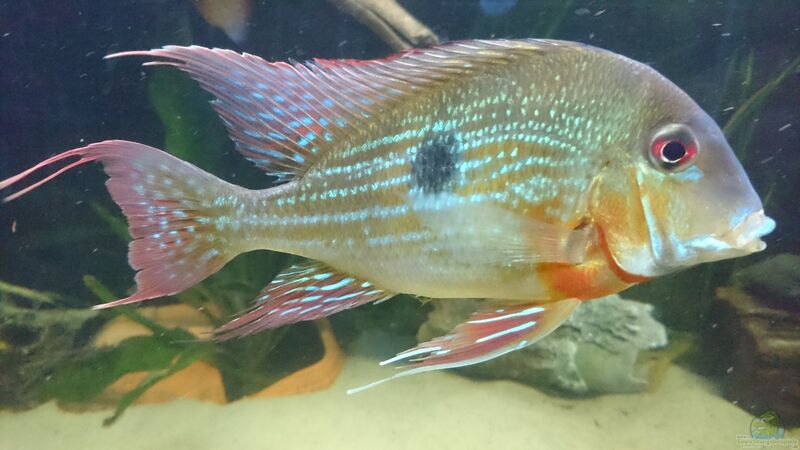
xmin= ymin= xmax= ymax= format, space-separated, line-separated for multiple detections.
xmin=412 ymin=133 xmax=460 ymax=193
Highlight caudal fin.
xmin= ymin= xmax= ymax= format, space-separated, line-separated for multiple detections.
xmin=1 ymin=140 xmax=246 ymax=308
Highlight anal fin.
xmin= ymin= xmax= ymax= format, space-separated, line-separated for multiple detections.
xmin=214 ymin=260 xmax=394 ymax=340
xmin=348 ymin=298 xmax=579 ymax=394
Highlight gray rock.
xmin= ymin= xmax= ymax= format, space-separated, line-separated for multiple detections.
xmin=734 ymin=254 xmax=800 ymax=308
xmin=710 ymin=280 xmax=800 ymax=426
xmin=417 ymin=295 xmax=668 ymax=394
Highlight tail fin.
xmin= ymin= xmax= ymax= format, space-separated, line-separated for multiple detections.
xmin=1 ymin=140 xmax=245 ymax=308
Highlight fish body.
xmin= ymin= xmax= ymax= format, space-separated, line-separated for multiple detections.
xmin=1 ymin=40 xmax=774 ymax=391
xmin=194 ymin=0 xmax=252 ymax=44
xmin=185 ymin=42 xmax=668 ymax=301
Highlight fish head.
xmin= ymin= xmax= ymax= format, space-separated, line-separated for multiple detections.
xmin=592 ymin=72 xmax=775 ymax=278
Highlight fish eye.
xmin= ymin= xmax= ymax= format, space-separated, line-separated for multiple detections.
xmin=649 ymin=125 xmax=697 ymax=172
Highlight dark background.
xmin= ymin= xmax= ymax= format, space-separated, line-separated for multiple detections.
xmin=1 ymin=0 xmax=798 ymax=314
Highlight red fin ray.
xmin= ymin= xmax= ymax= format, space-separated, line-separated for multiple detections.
xmin=214 ymin=260 xmax=394 ymax=340
xmin=348 ymin=298 xmax=580 ymax=394
xmin=0 ymin=148 xmax=97 ymax=202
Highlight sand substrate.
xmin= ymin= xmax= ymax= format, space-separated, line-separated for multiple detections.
xmin=2 ymin=348 xmax=796 ymax=450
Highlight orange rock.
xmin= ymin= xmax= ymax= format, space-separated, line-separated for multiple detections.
xmin=93 ymin=305 xmax=345 ymax=405
xmin=103 ymin=360 xmax=227 ymax=405
xmin=249 ymin=319 xmax=345 ymax=399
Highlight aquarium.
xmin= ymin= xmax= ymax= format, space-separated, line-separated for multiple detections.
xmin=0 ymin=1 xmax=798 ymax=449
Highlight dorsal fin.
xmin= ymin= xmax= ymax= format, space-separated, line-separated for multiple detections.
xmin=107 ymin=40 xmax=577 ymax=181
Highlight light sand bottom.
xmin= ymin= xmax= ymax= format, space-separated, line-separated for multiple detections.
xmin=2 ymin=352 xmax=797 ymax=450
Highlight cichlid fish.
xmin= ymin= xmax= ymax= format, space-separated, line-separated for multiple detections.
xmin=194 ymin=0 xmax=252 ymax=44
xmin=0 ymin=39 xmax=775 ymax=392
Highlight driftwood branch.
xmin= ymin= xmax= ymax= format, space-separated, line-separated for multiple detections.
xmin=328 ymin=0 xmax=439 ymax=50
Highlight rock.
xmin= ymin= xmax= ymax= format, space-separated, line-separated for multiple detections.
xmin=417 ymin=295 xmax=668 ymax=395
xmin=735 ymin=254 xmax=800 ymax=309
xmin=96 ymin=312 xmax=345 ymax=405
xmin=709 ymin=285 xmax=800 ymax=426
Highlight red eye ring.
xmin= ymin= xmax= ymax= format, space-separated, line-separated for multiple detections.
xmin=650 ymin=136 xmax=697 ymax=170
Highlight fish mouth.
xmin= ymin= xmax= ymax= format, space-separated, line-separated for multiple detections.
xmin=722 ymin=209 xmax=775 ymax=253
xmin=672 ymin=210 xmax=775 ymax=266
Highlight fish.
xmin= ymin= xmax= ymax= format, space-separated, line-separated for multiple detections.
xmin=194 ymin=0 xmax=252 ymax=44
xmin=0 ymin=39 xmax=775 ymax=392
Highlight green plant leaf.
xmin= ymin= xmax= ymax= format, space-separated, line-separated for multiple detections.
xmin=84 ymin=275 xmax=202 ymax=342
xmin=91 ymin=203 xmax=129 ymax=242
xmin=103 ymin=344 xmax=211 ymax=426
xmin=0 ymin=279 xmax=60 ymax=304
xmin=148 ymin=68 xmax=229 ymax=171
xmin=723 ymin=56 xmax=800 ymax=138
xmin=40 ymin=335 xmax=184 ymax=404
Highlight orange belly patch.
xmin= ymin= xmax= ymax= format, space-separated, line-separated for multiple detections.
xmin=537 ymin=261 xmax=630 ymax=300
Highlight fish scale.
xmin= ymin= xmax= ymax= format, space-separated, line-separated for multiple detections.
xmin=253 ymin=59 xmax=610 ymax=272
xmin=234 ymin=42 xmax=623 ymax=289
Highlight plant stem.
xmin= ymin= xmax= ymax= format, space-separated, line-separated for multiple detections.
xmin=0 ymin=280 xmax=59 ymax=304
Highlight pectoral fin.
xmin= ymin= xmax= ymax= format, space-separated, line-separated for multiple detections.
xmin=412 ymin=194 xmax=592 ymax=265
xmin=348 ymin=298 xmax=579 ymax=394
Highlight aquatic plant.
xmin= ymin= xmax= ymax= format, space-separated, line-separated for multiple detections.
xmin=38 ymin=276 xmax=211 ymax=425
xmin=41 ymin=126 xmax=308 ymax=424
xmin=0 ymin=277 xmax=112 ymax=407
xmin=0 ymin=280 xmax=60 ymax=305
xmin=722 ymin=54 xmax=800 ymax=164
xmin=23 ymin=254 xmax=328 ymax=426
xmin=0 ymin=62 xmax=323 ymax=424
xmin=147 ymin=67 xmax=231 ymax=173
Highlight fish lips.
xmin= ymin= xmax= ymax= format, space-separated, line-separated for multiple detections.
xmin=667 ymin=209 xmax=775 ymax=266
